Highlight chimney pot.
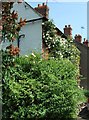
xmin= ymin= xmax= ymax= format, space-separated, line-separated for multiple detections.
xmin=42 ymin=3 xmax=45 ymax=6
xmin=84 ymin=38 xmax=86 ymax=41
xmin=83 ymin=39 xmax=88 ymax=46
xmin=78 ymin=35 xmax=82 ymax=38
xmin=86 ymin=40 xmax=88 ymax=43
xmin=75 ymin=34 xmax=77 ymax=37
xmin=68 ymin=25 xmax=71 ymax=28
xmin=75 ymin=34 xmax=82 ymax=43
xmin=65 ymin=25 xmax=67 ymax=28
xmin=18 ymin=0 xmax=23 ymax=3
xmin=38 ymin=4 xmax=40 ymax=7
xmin=34 ymin=3 xmax=49 ymax=18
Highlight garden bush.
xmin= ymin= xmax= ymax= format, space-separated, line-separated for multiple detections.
xmin=2 ymin=54 xmax=84 ymax=120
xmin=84 ymin=90 xmax=89 ymax=98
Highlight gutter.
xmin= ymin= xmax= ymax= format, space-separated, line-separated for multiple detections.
xmin=26 ymin=17 xmax=46 ymax=23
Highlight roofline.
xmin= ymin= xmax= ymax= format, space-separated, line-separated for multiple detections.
xmin=74 ymin=39 xmax=89 ymax=49
xmin=26 ymin=17 xmax=43 ymax=23
xmin=42 ymin=18 xmax=67 ymax=39
xmin=55 ymin=27 xmax=67 ymax=39
xmin=25 ymin=2 xmax=43 ymax=18
xmin=26 ymin=18 xmax=67 ymax=39
xmin=23 ymin=1 xmax=67 ymax=39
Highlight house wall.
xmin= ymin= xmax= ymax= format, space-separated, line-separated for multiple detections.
xmin=12 ymin=2 xmax=42 ymax=21
xmin=2 ymin=2 xmax=43 ymax=55
xmin=75 ymin=41 xmax=89 ymax=90
xmin=2 ymin=39 xmax=18 ymax=50
xmin=13 ymin=2 xmax=42 ymax=55
xmin=19 ymin=20 xmax=42 ymax=55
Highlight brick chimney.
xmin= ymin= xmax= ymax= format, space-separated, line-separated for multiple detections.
xmin=34 ymin=3 xmax=49 ymax=19
xmin=75 ymin=34 xmax=82 ymax=43
xmin=83 ymin=38 xmax=89 ymax=46
xmin=18 ymin=0 xmax=23 ymax=3
xmin=64 ymin=25 xmax=72 ymax=39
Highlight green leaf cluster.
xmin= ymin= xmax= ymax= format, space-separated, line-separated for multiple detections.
xmin=2 ymin=54 xmax=85 ymax=119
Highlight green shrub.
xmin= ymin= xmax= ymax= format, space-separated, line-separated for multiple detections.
xmin=84 ymin=90 xmax=89 ymax=98
xmin=2 ymin=55 xmax=84 ymax=119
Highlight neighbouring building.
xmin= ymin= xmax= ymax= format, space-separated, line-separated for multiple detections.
xmin=74 ymin=36 xmax=89 ymax=90
xmin=63 ymin=24 xmax=89 ymax=90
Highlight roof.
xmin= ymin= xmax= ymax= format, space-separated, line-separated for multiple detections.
xmin=55 ymin=27 xmax=67 ymax=39
xmin=74 ymin=40 xmax=89 ymax=50
xmin=24 ymin=2 xmax=67 ymax=39
xmin=25 ymin=2 xmax=43 ymax=18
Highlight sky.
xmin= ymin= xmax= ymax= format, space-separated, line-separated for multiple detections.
xmin=25 ymin=0 xmax=87 ymax=41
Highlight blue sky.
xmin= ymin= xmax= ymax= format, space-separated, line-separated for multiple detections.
xmin=25 ymin=1 xmax=87 ymax=41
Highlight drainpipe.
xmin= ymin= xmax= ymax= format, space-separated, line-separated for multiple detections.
xmin=17 ymin=34 xmax=25 ymax=48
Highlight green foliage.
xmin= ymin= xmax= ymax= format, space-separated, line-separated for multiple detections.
xmin=2 ymin=2 xmax=26 ymax=42
xmin=2 ymin=54 xmax=84 ymax=119
xmin=84 ymin=90 xmax=89 ymax=98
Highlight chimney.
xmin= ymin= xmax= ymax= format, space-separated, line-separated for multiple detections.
xmin=34 ymin=3 xmax=49 ymax=19
xmin=64 ymin=25 xmax=72 ymax=39
xmin=83 ymin=38 xmax=88 ymax=46
xmin=38 ymin=4 xmax=41 ymax=7
xmin=42 ymin=3 xmax=45 ymax=6
xmin=75 ymin=34 xmax=82 ymax=43
xmin=18 ymin=0 xmax=23 ymax=3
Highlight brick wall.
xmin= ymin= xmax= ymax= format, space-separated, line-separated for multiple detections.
xmin=34 ymin=3 xmax=49 ymax=19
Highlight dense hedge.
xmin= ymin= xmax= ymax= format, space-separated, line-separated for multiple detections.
xmin=2 ymin=55 xmax=84 ymax=119
xmin=84 ymin=90 xmax=89 ymax=98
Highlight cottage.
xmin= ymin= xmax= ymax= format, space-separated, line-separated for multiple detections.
xmin=2 ymin=1 xmax=43 ymax=55
xmin=3 ymin=1 xmax=66 ymax=56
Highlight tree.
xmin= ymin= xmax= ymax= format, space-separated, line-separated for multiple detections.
xmin=1 ymin=1 xmax=26 ymax=71
xmin=2 ymin=1 xmax=26 ymax=56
